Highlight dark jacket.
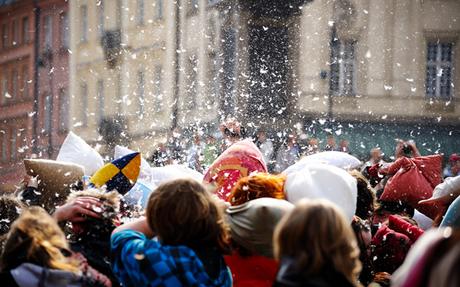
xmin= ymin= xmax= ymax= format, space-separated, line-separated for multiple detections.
xmin=273 ymin=257 xmax=355 ymax=287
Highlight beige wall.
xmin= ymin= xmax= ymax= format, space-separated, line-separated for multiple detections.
xmin=69 ymin=0 xmax=177 ymax=153
xmin=297 ymin=0 xmax=460 ymax=122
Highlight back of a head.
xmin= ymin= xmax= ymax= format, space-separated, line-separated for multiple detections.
xmin=0 ymin=207 xmax=77 ymax=273
xmin=228 ymin=173 xmax=286 ymax=206
xmin=274 ymin=199 xmax=361 ymax=285
xmin=146 ymin=178 xmax=229 ymax=251
xmin=350 ymin=170 xmax=377 ymax=220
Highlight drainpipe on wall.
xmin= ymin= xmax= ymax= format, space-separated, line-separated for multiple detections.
xmin=32 ymin=0 xmax=40 ymax=155
xmin=171 ymin=0 xmax=181 ymax=130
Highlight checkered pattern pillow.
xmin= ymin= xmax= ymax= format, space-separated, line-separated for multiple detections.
xmin=90 ymin=152 xmax=141 ymax=195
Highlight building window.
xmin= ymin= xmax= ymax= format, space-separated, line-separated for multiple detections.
xmin=2 ymin=24 xmax=8 ymax=48
xmin=186 ymin=55 xmax=198 ymax=109
xmin=43 ymin=15 xmax=53 ymax=51
xmin=154 ymin=65 xmax=162 ymax=112
xmin=22 ymin=17 xmax=29 ymax=44
xmin=137 ymin=70 xmax=145 ymax=115
xmin=12 ymin=69 xmax=18 ymax=99
xmin=60 ymin=13 xmax=69 ymax=49
xmin=97 ymin=0 xmax=104 ymax=37
xmin=22 ymin=66 xmax=29 ymax=98
xmin=12 ymin=19 xmax=18 ymax=46
xmin=330 ymin=40 xmax=356 ymax=96
xmin=10 ymin=129 xmax=16 ymax=161
xmin=155 ymin=0 xmax=163 ymax=20
xmin=137 ymin=0 xmax=145 ymax=25
xmin=80 ymin=83 xmax=88 ymax=127
xmin=43 ymin=94 xmax=52 ymax=133
xmin=59 ymin=88 xmax=69 ymax=132
xmin=97 ymin=79 xmax=104 ymax=122
xmin=207 ymin=52 xmax=219 ymax=107
xmin=80 ymin=5 xmax=88 ymax=43
xmin=1 ymin=131 xmax=7 ymax=162
xmin=426 ymin=42 xmax=454 ymax=100
xmin=1 ymin=68 xmax=7 ymax=105
xmin=187 ymin=0 xmax=199 ymax=15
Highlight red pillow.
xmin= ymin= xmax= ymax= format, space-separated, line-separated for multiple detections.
xmin=380 ymin=155 xmax=442 ymax=218
xmin=388 ymin=215 xmax=424 ymax=244
xmin=371 ymin=225 xmax=412 ymax=273
xmin=203 ymin=140 xmax=267 ymax=201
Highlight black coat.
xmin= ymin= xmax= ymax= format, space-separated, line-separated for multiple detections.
xmin=273 ymin=257 xmax=355 ymax=287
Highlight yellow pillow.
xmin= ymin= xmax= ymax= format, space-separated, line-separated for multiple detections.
xmin=90 ymin=152 xmax=141 ymax=195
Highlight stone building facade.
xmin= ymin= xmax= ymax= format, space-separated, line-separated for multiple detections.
xmin=68 ymin=0 xmax=460 ymax=159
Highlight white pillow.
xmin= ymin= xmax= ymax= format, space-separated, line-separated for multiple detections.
xmin=284 ymin=163 xmax=357 ymax=222
xmin=284 ymin=151 xmax=361 ymax=175
xmin=56 ymin=132 xmax=104 ymax=176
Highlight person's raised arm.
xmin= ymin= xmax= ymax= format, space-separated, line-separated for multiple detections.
xmin=53 ymin=196 xmax=103 ymax=223
xmin=112 ymin=217 xmax=154 ymax=238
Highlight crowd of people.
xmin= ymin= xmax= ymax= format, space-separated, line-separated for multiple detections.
xmin=149 ymin=123 xmax=355 ymax=174
xmin=0 ymin=118 xmax=459 ymax=287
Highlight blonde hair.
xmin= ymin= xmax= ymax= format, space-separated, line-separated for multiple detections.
xmin=274 ymin=199 xmax=361 ymax=286
xmin=0 ymin=207 xmax=79 ymax=273
xmin=228 ymin=173 xmax=286 ymax=206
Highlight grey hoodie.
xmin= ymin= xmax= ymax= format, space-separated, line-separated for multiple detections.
xmin=10 ymin=263 xmax=84 ymax=287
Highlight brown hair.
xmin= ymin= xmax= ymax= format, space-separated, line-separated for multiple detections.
xmin=0 ymin=206 xmax=79 ymax=273
xmin=227 ymin=173 xmax=286 ymax=206
xmin=146 ymin=179 xmax=230 ymax=253
xmin=274 ymin=199 xmax=362 ymax=286
xmin=350 ymin=170 xmax=377 ymax=220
